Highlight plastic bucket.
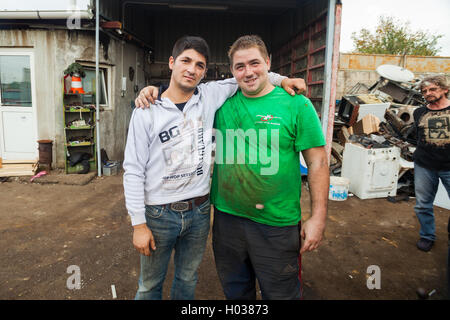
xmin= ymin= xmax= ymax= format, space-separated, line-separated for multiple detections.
xmin=329 ymin=176 xmax=350 ymax=201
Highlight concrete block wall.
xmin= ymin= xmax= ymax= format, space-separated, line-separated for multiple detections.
xmin=337 ymin=53 xmax=450 ymax=100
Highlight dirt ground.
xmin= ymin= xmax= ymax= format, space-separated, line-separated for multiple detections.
xmin=0 ymin=170 xmax=448 ymax=300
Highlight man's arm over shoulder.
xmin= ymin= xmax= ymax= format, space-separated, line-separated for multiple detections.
xmin=134 ymin=73 xmax=302 ymax=110
xmin=200 ymin=72 xmax=288 ymax=111
xmin=200 ymin=77 xmax=239 ymax=111
xmin=123 ymin=108 xmax=153 ymax=226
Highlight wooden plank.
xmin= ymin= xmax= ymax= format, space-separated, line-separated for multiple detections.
xmin=0 ymin=163 xmax=37 ymax=177
xmin=2 ymin=159 xmax=38 ymax=164
xmin=1 ymin=163 xmax=34 ymax=168
xmin=100 ymin=21 xmax=122 ymax=29
xmin=352 ymin=114 xmax=381 ymax=135
xmin=0 ymin=170 xmax=35 ymax=177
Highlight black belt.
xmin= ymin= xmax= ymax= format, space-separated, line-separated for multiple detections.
xmin=162 ymin=194 xmax=209 ymax=212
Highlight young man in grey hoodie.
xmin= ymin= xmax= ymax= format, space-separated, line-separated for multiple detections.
xmin=123 ymin=35 xmax=304 ymax=300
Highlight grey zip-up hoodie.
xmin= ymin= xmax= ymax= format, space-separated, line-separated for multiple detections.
xmin=123 ymin=75 xmax=285 ymax=226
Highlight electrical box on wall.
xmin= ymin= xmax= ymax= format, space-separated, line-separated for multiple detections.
xmin=121 ymin=77 xmax=127 ymax=97
xmin=341 ymin=143 xmax=400 ymax=199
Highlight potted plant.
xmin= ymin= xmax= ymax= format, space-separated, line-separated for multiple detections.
xmin=64 ymin=62 xmax=86 ymax=78
xmin=64 ymin=62 xmax=86 ymax=94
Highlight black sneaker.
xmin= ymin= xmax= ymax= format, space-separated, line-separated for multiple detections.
xmin=417 ymin=238 xmax=434 ymax=252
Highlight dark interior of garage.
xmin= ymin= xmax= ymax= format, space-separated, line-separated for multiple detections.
xmin=100 ymin=0 xmax=330 ymax=111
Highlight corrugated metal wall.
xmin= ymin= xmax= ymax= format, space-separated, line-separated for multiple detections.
xmin=148 ymin=11 xmax=273 ymax=63
xmin=99 ymin=0 xmax=122 ymax=21
xmin=100 ymin=0 xmax=328 ymax=64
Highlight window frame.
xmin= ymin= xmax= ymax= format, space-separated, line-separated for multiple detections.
xmin=77 ymin=61 xmax=113 ymax=110
xmin=0 ymin=54 xmax=33 ymax=107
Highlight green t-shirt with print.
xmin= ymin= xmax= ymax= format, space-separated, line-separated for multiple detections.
xmin=211 ymin=86 xmax=325 ymax=227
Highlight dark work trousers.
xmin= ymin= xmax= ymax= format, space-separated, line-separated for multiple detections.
xmin=212 ymin=207 xmax=302 ymax=300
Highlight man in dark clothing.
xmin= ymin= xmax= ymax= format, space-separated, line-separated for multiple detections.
xmin=447 ymin=217 xmax=450 ymax=297
xmin=413 ymin=75 xmax=450 ymax=252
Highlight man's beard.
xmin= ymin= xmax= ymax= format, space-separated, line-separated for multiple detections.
xmin=425 ymin=93 xmax=445 ymax=104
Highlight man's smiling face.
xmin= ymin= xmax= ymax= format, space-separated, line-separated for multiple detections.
xmin=230 ymin=47 xmax=271 ymax=98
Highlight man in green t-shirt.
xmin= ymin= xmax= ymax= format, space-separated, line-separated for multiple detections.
xmin=211 ymin=35 xmax=329 ymax=300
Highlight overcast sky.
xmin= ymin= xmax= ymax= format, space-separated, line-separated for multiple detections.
xmin=340 ymin=0 xmax=450 ymax=56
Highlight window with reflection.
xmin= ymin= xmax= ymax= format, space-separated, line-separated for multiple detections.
xmin=0 ymin=55 xmax=32 ymax=107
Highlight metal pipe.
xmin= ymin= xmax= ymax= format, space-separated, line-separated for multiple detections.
xmin=321 ymin=0 xmax=336 ymax=146
xmin=95 ymin=0 xmax=101 ymax=177
xmin=322 ymin=0 xmax=342 ymax=164
xmin=0 ymin=11 xmax=93 ymax=19
xmin=325 ymin=1 xmax=342 ymax=164
xmin=121 ymin=1 xmax=168 ymax=31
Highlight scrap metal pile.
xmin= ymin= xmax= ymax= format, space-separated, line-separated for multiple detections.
xmin=331 ymin=65 xmax=425 ymax=199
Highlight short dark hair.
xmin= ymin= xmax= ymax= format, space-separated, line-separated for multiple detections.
xmin=228 ymin=35 xmax=269 ymax=66
xmin=172 ymin=36 xmax=210 ymax=65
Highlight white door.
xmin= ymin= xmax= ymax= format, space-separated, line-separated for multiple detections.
xmin=0 ymin=51 xmax=37 ymax=161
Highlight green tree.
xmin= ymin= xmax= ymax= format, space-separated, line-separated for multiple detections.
xmin=351 ymin=15 xmax=443 ymax=56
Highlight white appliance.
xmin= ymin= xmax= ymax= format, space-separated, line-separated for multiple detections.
xmin=357 ymin=103 xmax=391 ymax=122
xmin=434 ymin=181 xmax=450 ymax=210
xmin=342 ymin=143 xmax=400 ymax=199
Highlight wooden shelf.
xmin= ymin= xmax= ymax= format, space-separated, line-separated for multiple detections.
xmin=66 ymin=142 xmax=94 ymax=147
xmin=64 ymin=107 xmax=96 ymax=112
xmin=64 ymin=93 xmax=94 ymax=96
xmin=63 ymin=77 xmax=97 ymax=174
xmin=65 ymin=126 xmax=95 ymax=130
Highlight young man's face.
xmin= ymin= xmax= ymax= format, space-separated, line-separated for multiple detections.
xmin=230 ymin=47 xmax=271 ymax=97
xmin=169 ymin=49 xmax=207 ymax=92
xmin=421 ymin=83 xmax=448 ymax=104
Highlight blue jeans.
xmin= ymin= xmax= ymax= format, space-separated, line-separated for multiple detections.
xmin=135 ymin=198 xmax=211 ymax=300
xmin=414 ymin=162 xmax=450 ymax=241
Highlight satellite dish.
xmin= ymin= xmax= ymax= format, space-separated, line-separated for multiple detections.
xmin=376 ymin=64 xmax=415 ymax=83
